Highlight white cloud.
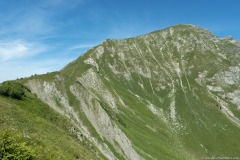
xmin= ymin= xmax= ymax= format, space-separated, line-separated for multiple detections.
xmin=0 ymin=0 xmax=89 ymax=83
xmin=0 ymin=57 xmax=74 ymax=83
xmin=15 ymin=13 xmax=53 ymax=36
xmin=69 ymin=43 xmax=96 ymax=50
xmin=0 ymin=40 xmax=45 ymax=62
xmin=0 ymin=7 xmax=53 ymax=38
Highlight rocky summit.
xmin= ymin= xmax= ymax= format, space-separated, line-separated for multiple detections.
xmin=1 ymin=24 xmax=240 ymax=159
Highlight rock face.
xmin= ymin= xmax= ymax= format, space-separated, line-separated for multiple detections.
xmin=25 ymin=24 xmax=240 ymax=159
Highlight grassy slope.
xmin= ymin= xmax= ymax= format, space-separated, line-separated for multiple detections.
xmin=0 ymin=90 xmax=104 ymax=160
xmin=102 ymin=70 xmax=240 ymax=159
xmin=176 ymin=77 xmax=240 ymax=158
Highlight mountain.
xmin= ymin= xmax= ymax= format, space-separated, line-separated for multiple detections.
xmin=1 ymin=24 xmax=240 ymax=159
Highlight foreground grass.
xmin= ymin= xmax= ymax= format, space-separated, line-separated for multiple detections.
xmin=0 ymin=94 xmax=103 ymax=160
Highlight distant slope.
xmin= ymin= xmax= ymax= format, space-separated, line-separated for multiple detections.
xmin=2 ymin=24 xmax=240 ymax=159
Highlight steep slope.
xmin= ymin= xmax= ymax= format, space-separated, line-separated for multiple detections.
xmin=2 ymin=24 xmax=240 ymax=159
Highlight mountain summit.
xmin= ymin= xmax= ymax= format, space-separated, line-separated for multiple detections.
xmin=1 ymin=24 xmax=240 ymax=159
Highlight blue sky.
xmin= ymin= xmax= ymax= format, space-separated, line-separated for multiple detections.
xmin=0 ymin=0 xmax=240 ymax=82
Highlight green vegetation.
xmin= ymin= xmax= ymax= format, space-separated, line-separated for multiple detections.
xmin=0 ymin=129 xmax=36 ymax=160
xmin=0 ymin=81 xmax=29 ymax=100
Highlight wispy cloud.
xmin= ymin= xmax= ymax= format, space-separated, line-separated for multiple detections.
xmin=0 ymin=57 xmax=73 ymax=82
xmin=69 ymin=43 xmax=96 ymax=50
xmin=0 ymin=7 xmax=53 ymax=39
xmin=0 ymin=40 xmax=46 ymax=62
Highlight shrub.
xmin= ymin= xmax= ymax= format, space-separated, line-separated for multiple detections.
xmin=0 ymin=82 xmax=27 ymax=100
xmin=0 ymin=130 xmax=36 ymax=160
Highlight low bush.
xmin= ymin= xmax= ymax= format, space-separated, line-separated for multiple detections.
xmin=0 ymin=130 xmax=36 ymax=160
xmin=0 ymin=82 xmax=28 ymax=100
